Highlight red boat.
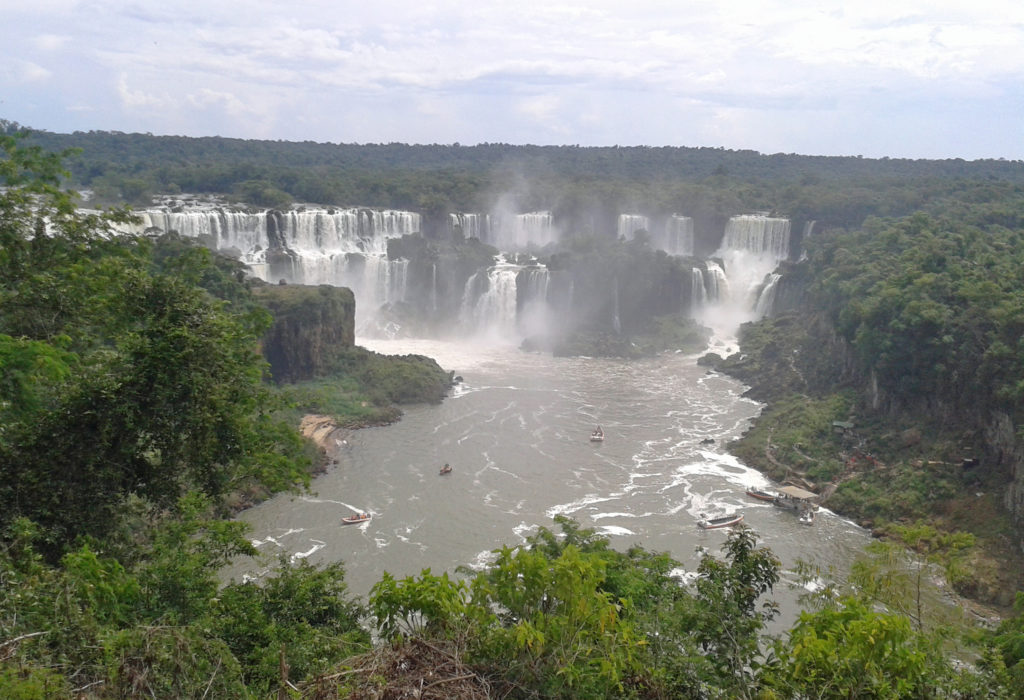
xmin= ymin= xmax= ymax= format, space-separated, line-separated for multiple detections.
xmin=745 ymin=488 xmax=777 ymax=503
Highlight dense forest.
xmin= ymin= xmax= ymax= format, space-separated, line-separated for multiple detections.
xmin=4 ymin=126 xmax=1024 ymax=697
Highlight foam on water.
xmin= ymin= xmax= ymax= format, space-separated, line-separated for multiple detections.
xmin=224 ymin=337 xmax=873 ymax=632
xmin=596 ymin=525 xmax=635 ymax=537
xmin=291 ymin=541 xmax=326 ymax=562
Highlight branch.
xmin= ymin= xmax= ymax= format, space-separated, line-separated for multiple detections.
xmin=0 ymin=630 xmax=48 ymax=649
xmin=422 ymin=673 xmax=477 ymax=691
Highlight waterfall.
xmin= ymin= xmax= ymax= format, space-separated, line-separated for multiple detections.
xmin=124 ymin=205 xmax=420 ymax=329
xmin=517 ymin=267 xmax=551 ymax=339
xmin=698 ymin=215 xmax=791 ymax=343
xmin=703 ymin=261 xmax=729 ymax=303
xmin=431 ymin=263 xmax=438 ymax=312
xmin=617 ymin=214 xmax=649 ymax=239
xmin=753 ymin=273 xmax=781 ymax=319
xmin=450 ymin=213 xmax=490 ymax=239
xmin=798 ymin=220 xmax=816 ymax=262
xmin=656 ymin=215 xmax=694 ymax=256
xmin=612 ymin=277 xmax=621 ymax=334
xmin=720 ymin=214 xmax=791 ymax=260
xmin=129 ymin=206 xmax=419 ymax=261
xmin=460 ymin=257 xmax=521 ymax=341
xmin=489 ymin=211 xmax=555 ymax=250
xmin=691 ymin=267 xmax=706 ymax=312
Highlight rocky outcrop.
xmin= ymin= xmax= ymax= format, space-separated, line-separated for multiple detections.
xmin=984 ymin=411 xmax=1024 ymax=529
xmin=254 ymin=284 xmax=355 ymax=383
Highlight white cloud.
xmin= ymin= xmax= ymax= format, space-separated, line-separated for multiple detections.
xmin=116 ymin=74 xmax=172 ymax=110
xmin=1 ymin=0 xmax=1022 ymax=157
xmin=32 ymin=34 xmax=71 ymax=51
xmin=2 ymin=60 xmax=52 ymax=84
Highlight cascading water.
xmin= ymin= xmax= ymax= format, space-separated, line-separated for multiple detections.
xmin=798 ymin=220 xmax=816 ymax=262
xmin=702 ymin=261 xmax=729 ymax=303
xmin=753 ymin=273 xmax=781 ymax=319
xmin=459 ymin=256 xmax=522 ymax=342
xmin=126 ymin=206 xmax=420 ymax=329
xmin=611 ymin=277 xmax=621 ymax=334
xmin=489 ymin=211 xmax=556 ymax=250
xmin=517 ymin=266 xmax=551 ymax=340
xmin=699 ymin=215 xmax=791 ymax=343
xmin=617 ymin=214 xmax=649 ymax=239
xmin=691 ymin=267 xmax=707 ymax=313
xmin=655 ymin=215 xmax=694 ymax=257
xmin=451 ymin=213 xmax=490 ymax=239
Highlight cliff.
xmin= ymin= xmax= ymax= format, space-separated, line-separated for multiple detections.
xmin=253 ymin=284 xmax=356 ymax=383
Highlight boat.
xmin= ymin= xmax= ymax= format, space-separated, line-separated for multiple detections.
xmin=439 ymin=463 xmax=452 ymax=475
xmin=745 ymin=488 xmax=777 ymax=502
xmin=341 ymin=513 xmax=371 ymax=525
xmin=773 ymin=485 xmax=820 ymax=512
xmin=590 ymin=427 xmax=605 ymax=442
xmin=698 ymin=512 xmax=744 ymax=529
xmin=799 ymin=510 xmax=815 ymax=525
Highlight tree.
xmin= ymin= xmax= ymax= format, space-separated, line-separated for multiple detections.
xmin=765 ymin=597 xmax=949 ymax=699
xmin=691 ymin=525 xmax=781 ymax=698
xmin=0 ymin=133 xmax=309 ymax=553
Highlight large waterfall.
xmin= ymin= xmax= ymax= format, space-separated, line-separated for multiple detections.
xmin=696 ymin=215 xmax=792 ymax=338
xmin=128 ymin=206 xmax=420 ymax=327
xmin=125 ymin=202 xmax=792 ymax=345
xmin=720 ymin=214 xmax=791 ymax=259
xmin=133 ymin=207 xmax=419 ymax=260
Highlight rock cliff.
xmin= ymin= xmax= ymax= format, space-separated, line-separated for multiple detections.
xmin=253 ymin=284 xmax=356 ymax=383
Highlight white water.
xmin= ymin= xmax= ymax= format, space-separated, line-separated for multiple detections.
xmin=224 ymin=338 xmax=871 ymax=629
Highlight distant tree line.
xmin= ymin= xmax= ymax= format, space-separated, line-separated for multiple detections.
xmin=7 ymin=121 xmax=1024 ymax=239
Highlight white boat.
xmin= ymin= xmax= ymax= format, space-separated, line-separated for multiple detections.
xmin=698 ymin=512 xmax=744 ymax=529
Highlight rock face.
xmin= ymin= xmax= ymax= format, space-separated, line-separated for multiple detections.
xmin=254 ymin=284 xmax=356 ymax=383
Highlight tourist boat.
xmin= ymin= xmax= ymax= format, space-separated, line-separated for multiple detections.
xmin=773 ymin=485 xmax=820 ymax=512
xmin=590 ymin=428 xmax=605 ymax=442
xmin=745 ymin=488 xmax=778 ymax=502
xmin=341 ymin=513 xmax=371 ymax=525
xmin=439 ymin=464 xmax=452 ymax=475
xmin=698 ymin=512 xmax=744 ymax=529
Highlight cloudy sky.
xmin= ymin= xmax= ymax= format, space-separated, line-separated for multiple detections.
xmin=3 ymin=1 xmax=1023 ymax=159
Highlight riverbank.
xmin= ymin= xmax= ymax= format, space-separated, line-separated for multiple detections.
xmin=299 ymin=414 xmax=351 ymax=474
xmin=711 ymin=317 xmax=1023 ymax=614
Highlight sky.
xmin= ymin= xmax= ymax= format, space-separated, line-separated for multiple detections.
xmin=3 ymin=0 xmax=1024 ymax=160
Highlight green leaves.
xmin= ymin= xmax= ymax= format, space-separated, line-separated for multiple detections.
xmin=764 ymin=597 xmax=954 ymax=699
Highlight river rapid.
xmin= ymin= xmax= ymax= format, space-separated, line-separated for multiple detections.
xmin=225 ymin=337 xmax=871 ymax=626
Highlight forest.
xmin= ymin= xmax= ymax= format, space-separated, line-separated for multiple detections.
xmin=3 ymin=127 xmax=1024 ymax=697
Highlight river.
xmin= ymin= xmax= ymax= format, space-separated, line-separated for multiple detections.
xmin=224 ymin=337 xmax=871 ymax=626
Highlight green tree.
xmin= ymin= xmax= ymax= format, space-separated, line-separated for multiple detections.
xmin=691 ymin=525 xmax=781 ymax=698
xmin=765 ymin=597 xmax=950 ymax=699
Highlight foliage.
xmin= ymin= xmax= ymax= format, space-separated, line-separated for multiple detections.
xmin=764 ymin=596 xmax=956 ymax=699
xmin=0 ymin=135 xmax=309 ymax=552
xmin=993 ymin=592 xmax=1024 ymax=690
xmin=327 ymin=346 xmax=453 ymax=406
xmin=207 ymin=557 xmax=369 ymax=694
